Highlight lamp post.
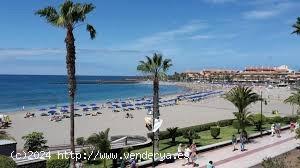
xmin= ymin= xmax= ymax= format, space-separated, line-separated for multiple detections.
xmin=152 ymin=113 xmax=155 ymax=168
xmin=260 ymin=91 xmax=263 ymax=137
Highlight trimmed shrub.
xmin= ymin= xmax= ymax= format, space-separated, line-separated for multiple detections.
xmin=183 ymin=129 xmax=200 ymax=145
xmin=268 ymin=116 xmax=282 ymax=124
xmin=210 ymin=126 xmax=220 ymax=139
xmin=248 ymin=114 xmax=267 ymax=130
xmin=282 ymin=116 xmax=299 ymax=124
xmin=47 ymin=158 xmax=69 ymax=168
xmin=232 ymin=120 xmax=241 ymax=133
xmin=0 ymin=155 xmax=16 ymax=168
xmin=217 ymin=119 xmax=234 ymax=127
xmin=76 ymin=137 xmax=85 ymax=146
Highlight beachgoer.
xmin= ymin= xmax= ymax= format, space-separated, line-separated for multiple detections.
xmin=232 ymin=134 xmax=237 ymax=151
xmin=206 ymin=161 xmax=215 ymax=168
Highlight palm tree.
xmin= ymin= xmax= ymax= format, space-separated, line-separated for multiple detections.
xmin=87 ymin=128 xmax=111 ymax=168
xmin=292 ymin=17 xmax=300 ymax=35
xmin=137 ymin=53 xmax=172 ymax=152
xmin=167 ymin=127 xmax=178 ymax=143
xmin=224 ymin=86 xmax=261 ymax=132
xmin=284 ymin=88 xmax=300 ymax=115
xmin=35 ymin=1 xmax=96 ymax=167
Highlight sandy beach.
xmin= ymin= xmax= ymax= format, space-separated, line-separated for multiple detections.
xmin=2 ymin=83 xmax=295 ymax=150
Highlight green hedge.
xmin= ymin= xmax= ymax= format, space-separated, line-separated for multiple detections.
xmin=47 ymin=158 xmax=69 ymax=168
xmin=147 ymin=119 xmax=234 ymax=140
xmin=0 ymin=155 xmax=16 ymax=168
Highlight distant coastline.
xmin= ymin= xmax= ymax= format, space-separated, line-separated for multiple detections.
xmin=0 ymin=75 xmax=184 ymax=113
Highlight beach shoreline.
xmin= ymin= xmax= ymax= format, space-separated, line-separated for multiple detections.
xmin=1 ymin=82 xmax=295 ymax=150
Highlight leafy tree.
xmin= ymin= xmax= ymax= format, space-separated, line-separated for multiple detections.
xmin=0 ymin=155 xmax=16 ymax=168
xmin=183 ymin=129 xmax=200 ymax=145
xmin=22 ymin=132 xmax=48 ymax=152
xmin=137 ymin=53 xmax=172 ymax=152
xmin=166 ymin=127 xmax=178 ymax=143
xmin=35 ymin=1 xmax=96 ymax=167
xmin=87 ymin=128 xmax=111 ymax=168
xmin=224 ymin=86 xmax=261 ymax=132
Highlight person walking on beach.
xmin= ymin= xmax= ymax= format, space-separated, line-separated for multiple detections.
xmin=232 ymin=134 xmax=237 ymax=151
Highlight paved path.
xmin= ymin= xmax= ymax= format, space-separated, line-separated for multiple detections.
xmin=157 ymin=130 xmax=299 ymax=168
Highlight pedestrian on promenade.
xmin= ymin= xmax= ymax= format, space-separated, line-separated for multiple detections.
xmin=232 ymin=134 xmax=237 ymax=151
xmin=240 ymin=132 xmax=246 ymax=151
xmin=290 ymin=121 xmax=296 ymax=133
xmin=206 ymin=161 xmax=215 ymax=168
xmin=271 ymin=124 xmax=275 ymax=137
xmin=183 ymin=145 xmax=191 ymax=166
xmin=190 ymin=142 xmax=198 ymax=167
xmin=177 ymin=143 xmax=184 ymax=158
xmin=276 ymin=123 xmax=281 ymax=137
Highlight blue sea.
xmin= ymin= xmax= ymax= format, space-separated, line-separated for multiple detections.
xmin=0 ymin=75 xmax=183 ymax=112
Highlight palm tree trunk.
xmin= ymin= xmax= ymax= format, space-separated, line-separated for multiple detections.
xmin=65 ymin=27 xmax=76 ymax=168
xmin=153 ymin=74 xmax=159 ymax=153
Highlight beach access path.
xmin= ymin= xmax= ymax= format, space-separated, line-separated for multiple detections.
xmin=156 ymin=130 xmax=299 ymax=168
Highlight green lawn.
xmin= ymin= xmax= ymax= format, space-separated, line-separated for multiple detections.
xmin=131 ymin=124 xmax=271 ymax=160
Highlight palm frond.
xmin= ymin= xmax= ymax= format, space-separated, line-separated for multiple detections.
xmin=86 ymin=24 xmax=96 ymax=39
xmin=35 ymin=6 xmax=61 ymax=26
xmin=292 ymin=17 xmax=300 ymax=35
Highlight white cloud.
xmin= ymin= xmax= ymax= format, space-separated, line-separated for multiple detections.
xmin=128 ymin=21 xmax=207 ymax=50
xmin=244 ymin=10 xmax=278 ymax=19
xmin=203 ymin=0 xmax=236 ymax=4
xmin=243 ymin=1 xmax=299 ymax=19
xmin=189 ymin=35 xmax=214 ymax=40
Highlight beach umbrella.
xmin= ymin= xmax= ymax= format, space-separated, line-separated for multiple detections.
xmin=49 ymin=106 xmax=57 ymax=109
xmin=39 ymin=108 xmax=46 ymax=111
xmin=74 ymin=108 xmax=79 ymax=111
xmin=61 ymin=105 xmax=68 ymax=108
xmin=61 ymin=109 xmax=68 ymax=113
xmin=90 ymin=103 xmax=96 ymax=106
xmin=48 ymin=110 xmax=56 ymax=115
xmin=80 ymin=104 xmax=87 ymax=107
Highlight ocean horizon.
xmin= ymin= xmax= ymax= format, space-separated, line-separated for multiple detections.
xmin=0 ymin=74 xmax=183 ymax=112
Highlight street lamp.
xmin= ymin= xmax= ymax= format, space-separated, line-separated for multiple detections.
xmin=260 ymin=91 xmax=263 ymax=137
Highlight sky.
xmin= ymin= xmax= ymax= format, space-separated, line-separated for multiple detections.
xmin=0 ymin=0 xmax=299 ymax=75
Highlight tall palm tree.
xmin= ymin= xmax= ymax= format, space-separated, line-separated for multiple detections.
xmin=87 ymin=128 xmax=111 ymax=168
xmin=292 ymin=17 xmax=300 ymax=35
xmin=284 ymin=88 xmax=300 ymax=115
xmin=35 ymin=1 xmax=96 ymax=167
xmin=137 ymin=53 xmax=172 ymax=153
xmin=224 ymin=86 xmax=261 ymax=132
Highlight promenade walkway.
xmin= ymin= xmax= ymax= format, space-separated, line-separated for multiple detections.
xmin=157 ymin=130 xmax=299 ymax=168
